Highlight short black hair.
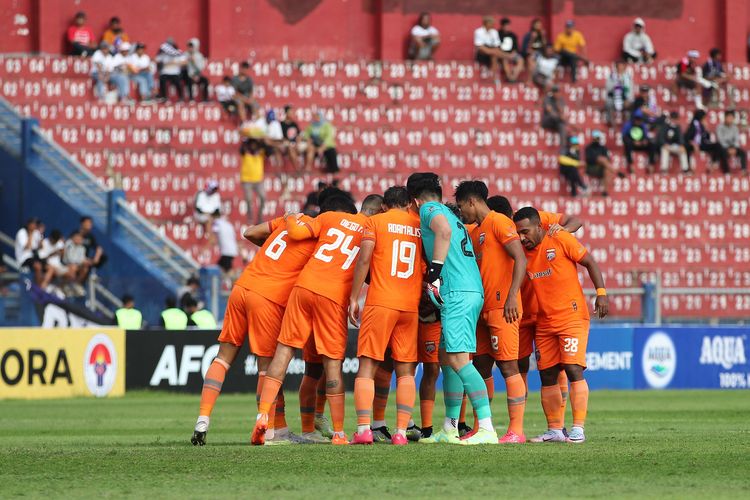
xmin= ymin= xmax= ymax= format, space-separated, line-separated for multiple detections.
xmin=444 ymin=203 xmax=461 ymax=218
xmin=165 ymin=296 xmax=177 ymax=308
xmin=50 ymin=229 xmax=63 ymax=241
xmin=361 ymin=194 xmax=384 ymax=213
xmin=75 ymin=11 xmax=86 ymax=19
xmin=110 ymin=16 xmax=121 ymax=24
xmin=487 ymin=195 xmax=513 ymax=218
xmin=212 ymin=209 xmax=221 ymax=216
xmin=122 ymin=294 xmax=134 ymax=304
xmin=710 ymin=47 xmax=721 ymax=58
xmin=318 ymin=187 xmax=352 ymax=207
xmin=183 ymin=296 xmax=198 ymax=309
xmin=320 ymin=195 xmax=357 ymax=214
xmin=406 ymin=172 xmax=441 ymax=200
xmin=725 ymin=109 xmax=736 ymax=118
xmin=669 ymin=110 xmax=679 ymax=119
xmin=316 ymin=181 xmax=327 ymax=190
xmin=500 ymin=17 xmax=511 ymax=25
xmin=80 ymin=215 xmax=92 ymax=224
xmin=187 ymin=276 xmax=200 ymax=286
xmin=240 ymin=61 xmax=250 ymax=69
xmin=383 ymin=186 xmax=410 ymax=208
xmin=512 ymin=206 xmax=541 ymax=225
xmin=454 ymin=180 xmax=488 ymax=203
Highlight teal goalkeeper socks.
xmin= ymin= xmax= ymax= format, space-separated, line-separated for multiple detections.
xmin=441 ymin=365 xmax=464 ymax=420
xmin=457 ymin=363 xmax=492 ymax=420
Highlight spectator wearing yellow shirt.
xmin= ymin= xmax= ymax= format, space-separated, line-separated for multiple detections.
xmin=240 ymin=138 xmax=265 ymax=224
xmin=553 ymin=20 xmax=587 ymax=83
xmin=101 ymin=17 xmax=130 ymax=53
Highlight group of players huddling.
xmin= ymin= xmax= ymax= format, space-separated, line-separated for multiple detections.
xmin=191 ymin=172 xmax=609 ymax=446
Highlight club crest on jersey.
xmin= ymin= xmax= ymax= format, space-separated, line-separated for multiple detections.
xmin=478 ymin=232 xmax=486 ymax=245
xmin=546 ymin=248 xmax=556 ymax=261
xmin=424 ymin=341 xmax=436 ymax=354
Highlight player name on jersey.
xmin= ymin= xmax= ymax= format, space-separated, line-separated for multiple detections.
xmin=386 ymin=223 xmax=421 ymax=237
xmin=340 ymin=219 xmax=364 ymax=232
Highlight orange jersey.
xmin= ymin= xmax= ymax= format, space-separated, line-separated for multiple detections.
xmin=521 ymin=211 xmax=563 ymax=319
xmin=235 ymin=216 xmax=317 ymax=306
xmin=471 ymin=211 xmax=522 ymax=313
xmin=289 ymin=211 xmax=367 ymax=306
xmin=362 ymin=208 xmax=423 ymax=312
xmin=524 ymin=230 xmax=589 ymax=331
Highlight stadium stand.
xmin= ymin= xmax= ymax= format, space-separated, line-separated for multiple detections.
xmin=2 ymin=54 xmax=750 ymax=321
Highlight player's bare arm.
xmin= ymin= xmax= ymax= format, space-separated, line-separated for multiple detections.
xmin=549 ymin=213 xmax=583 ymax=235
xmin=348 ymin=239 xmax=374 ymax=326
xmin=502 ymin=238 xmax=527 ymax=323
xmin=578 ymin=252 xmax=609 ymax=318
xmin=242 ymin=221 xmax=273 ymax=246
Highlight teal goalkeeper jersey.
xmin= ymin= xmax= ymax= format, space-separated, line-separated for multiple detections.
xmin=419 ymin=201 xmax=484 ymax=295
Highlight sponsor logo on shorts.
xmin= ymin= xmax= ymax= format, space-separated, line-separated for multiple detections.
xmin=642 ymin=332 xmax=677 ymax=389
xmin=546 ymin=248 xmax=556 ymax=261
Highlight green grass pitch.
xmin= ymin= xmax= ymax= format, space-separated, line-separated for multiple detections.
xmin=2 ymin=390 xmax=749 ymax=498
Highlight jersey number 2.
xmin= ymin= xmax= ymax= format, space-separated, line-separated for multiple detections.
xmin=457 ymin=221 xmax=474 ymax=258
xmin=315 ymin=228 xmax=360 ymax=270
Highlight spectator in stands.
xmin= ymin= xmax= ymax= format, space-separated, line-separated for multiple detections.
xmin=281 ymin=104 xmax=301 ymax=169
xmin=303 ymin=181 xmax=327 ymax=216
xmin=604 ymin=60 xmax=634 ymax=126
xmin=215 ymin=76 xmax=238 ymax=117
xmin=182 ymin=38 xmax=209 ymax=102
xmin=685 ymin=109 xmax=720 ymax=171
xmin=532 ymin=44 xmax=558 ymax=89
xmin=127 ymin=43 xmax=154 ymax=101
xmin=115 ymin=294 xmax=143 ymax=329
xmin=656 ymin=111 xmax=690 ymax=174
xmin=622 ymin=18 xmax=655 ymax=64
xmin=14 ymin=217 xmax=42 ymax=283
xmin=79 ymin=216 xmax=106 ymax=270
xmin=63 ymin=232 xmax=90 ymax=291
xmin=304 ymin=111 xmax=339 ymax=173
xmin=67 ymin=11 xmax=96 ymax=56
xmin=178 ymin=276 xmax=204 ymax=310
xmin=674 ymin=50 xmax=706 ymax=109
xmin=194 ymin=180 xmax=222 ymax=227
xmin=160 ymin=297 xmax=188 ymax=330
xmin=559 ymin=136 xmax=588 ymax=197
xmin=554 ymin=20 xmax=587 ymax=83
xmin=91 ymin=42 xmax=115 ymax=101
xmin=232 ymin=62 xmax=255 ymax=121
xmin=622 ymin=113 xmax=657 ymax=174
xmin=541 ymin=84 xmax=567 ymax=151
xmin=408 ymin=12 xmax=440 ymax=60
xmin=520 ymin=18 xmax=547 ymax=83
xmin=38 ymin=229 xmax=72 ymax=289
xmin=716 ymin=110 xmax=747 ymax=174
xmin=239 ymin=138 xmax=266 ymax=224
xmin=702 ymin=48 xmax=728 ymax=107
xmin=497 ymin=18 xmax=524 ymax=83
xmin=101 ymin=16 xmax=130 ymax=52
xmin=109 ymin=43 xmax=133 ymax=103
xmin=473 ymin=16 xmax=503 ymax=83
xmin=184 ymin=296 xmax=217 ymax=329
xmin=209 ymin=210 xmax=239 ymax=274
xmin=156 ymin=38 xmax=185 ymax=102
xmin=585 ymin=130 xmax=625 ymax=196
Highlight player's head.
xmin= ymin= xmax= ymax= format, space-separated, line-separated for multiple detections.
xmin=454 ymin=180 xmax=489 ymax=224
xmin=320 ymin=194 xmax=357 ymax=215
xmin=122 ymin=294 xmax=134 ymax=308
xmin=360 ymin=194 xmax=385 ymax=216
xmin=183 ymin=295 xmax=198 ymax=313
xmin=406 ymin=172 xmax=441 ymax=207
xmin=383 ymin=186 xmax=410 ymax=210
xmin=513 ymin=206 xmax=544 ymax=250
xmin=317 ymin=186 xmax=352 ymax=207
xmin=487 ymin=195 xmax=513 ymax=218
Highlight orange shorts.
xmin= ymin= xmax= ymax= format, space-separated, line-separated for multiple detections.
xmin=358 ymin=305 xmax=418 ymax=363
xmin=218 ymin=285 xmax=283 ymax=357
xmin=303 ymin=336 xmax=323 ymax=364
xmin=534 ymin=320 xmax=590 ymax=370
xmin=519 ymin=316 xmax=536 ymax=359
xmin=475 ymin=308 xmax=520 ymax=361
xmin=278 ymin=286 xmax=348 ymax=360
xmin=418 ymin=321 xmax=441 ymax=363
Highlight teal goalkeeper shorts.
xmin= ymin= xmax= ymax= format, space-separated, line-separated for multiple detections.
xmin=439 ymin=291 xmax=483 ymax=353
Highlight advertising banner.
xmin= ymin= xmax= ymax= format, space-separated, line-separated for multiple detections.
xmin=0 ymin=328 xmax=125 ymax=399
xmin=634 ymin=327 xmax=750 ymax=389
xmin=126 ymin=330 xmax=359 ymax=393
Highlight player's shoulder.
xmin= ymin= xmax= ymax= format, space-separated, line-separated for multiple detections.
xmin=487 ymin=210 xmax=514 ymax=226
xmin=538 ymin=210 xmax=562 ymax=227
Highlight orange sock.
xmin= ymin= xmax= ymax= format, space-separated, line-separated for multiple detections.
xmin=395 ymin=376 xmax=416 ymax=432
xmin=459 ymin=393 xmax=468 ymax=425
xmin=299 ymin=375 xmax=318 ymax=433
xmin=258 ymin=375 xmax=282 ymax=416
xmin=505 ymin=373 xmax=526 ymax=435
xmin=558 ymin=370 xmax=569 ymax=427
xmin=256 ymin=373 xmax=275 ymax=429
xmin=198 ymin=358 xmax=229 ymax=417
xmin=520 ymin=371 xmax=528 ymax=394
xmin=373 ymin=367 xmax=391 ymax=423
xmin=540 ymin=385 xmax=563 ymax=429
xmin=327 ymin=392 xmax=345 ymax=433
xmin=569 ymin=379 xmax=589 ymax=428
xmin=420 ymin=399 xmax=435 ymax=429
xmin=354 ymin=377 xmax=375 ymax=426
xmin=315 ymin=376 xmax=327 ymax=416
xmin=274 ymin=390 xmax=287 ymax=430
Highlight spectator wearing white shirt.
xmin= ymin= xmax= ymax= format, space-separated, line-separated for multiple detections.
xmin=109 ymin=42 xmax=132 ymax=102
xmin=194 ymin=180 xmax=222 ymax=226
xmin=15 ymin=218 xmax=43 ymax=284
xmin=91 ymin=42 xmax=115 ymax=101
xmin=532 ymin=44 xmax=559 ymax=89
xmin=156 ymin=38 xmax=186 ymax=102
xmin=408 ymin=12 xmax=440 ymax=60
xmin=474 ymin=16 xmax=504 ymax=83
xmin=38 ymin=229 xmax=73 ymax=288
xmin=622 ymin=18 xmax=655 ymax=64
xmin=209 ymin=210 xmax=238 ymax=274
xmin=127 ymin=43 xmax=154 ymax=100
xmin=182 ymin=38 xmax=209 ymax=102
xmin=215 ymin=76 xmax=238 ymax=117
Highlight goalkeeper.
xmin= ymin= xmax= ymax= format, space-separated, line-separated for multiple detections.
xmin=406 ymin=173 xmax=497 ymax=445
